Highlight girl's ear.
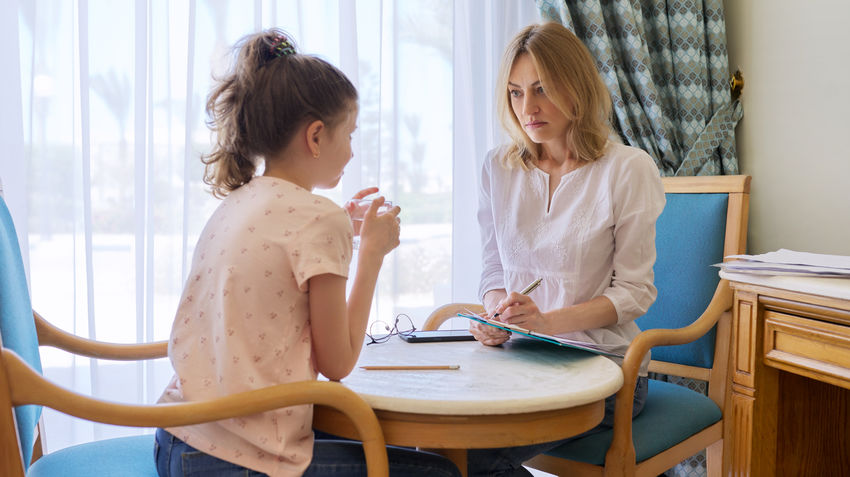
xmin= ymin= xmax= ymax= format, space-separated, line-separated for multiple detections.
xmin=306 ymin=120 xmax=325 ymax=158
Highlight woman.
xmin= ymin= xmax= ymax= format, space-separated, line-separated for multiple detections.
xmin=467 ymin=22 xmax=665 ymax=476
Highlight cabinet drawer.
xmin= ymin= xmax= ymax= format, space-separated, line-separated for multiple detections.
xmin=764 ymin=311 xmax=850 ymax=389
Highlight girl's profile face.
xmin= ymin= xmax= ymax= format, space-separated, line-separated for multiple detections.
xmin=507 ymin=54 xmax=569 ymax=146
xmin=317 ymin=107 xmax=358 ymax=189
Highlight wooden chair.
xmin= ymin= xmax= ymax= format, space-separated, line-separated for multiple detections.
xmin=0 ymin=197 xmax=389 ymax=477
xmin=426 ymin=176 xmax=750 ymax=477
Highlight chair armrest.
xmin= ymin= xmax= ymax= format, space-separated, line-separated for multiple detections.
xmin=34 ymin=311 xmax=167 ymax=360
xmin=423 ymin=303 xmax=484 ymax=331
xmin=2 ymin=348 xmax=388 ymax=476
xmin=604 ymin=279 xmax=733 ymax=472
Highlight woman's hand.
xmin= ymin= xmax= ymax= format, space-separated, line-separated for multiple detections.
xmin=469 ymin=289 xmax=510 ymax=346
xmin=469 ymin=320 xmax=511 ymax=346
xmin=357 ymin=197 xmax=401 ymax=257
xmin=344 ymin=187 xmax=379 ymax=236
xmin=482 ymin=289 xmax=507 ymax=317
xmin=494 ymin=292 xmax=549 ymax=334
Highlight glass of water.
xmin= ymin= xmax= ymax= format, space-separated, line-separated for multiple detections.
xmin=350 ymin=198 xmax=394 ymax=249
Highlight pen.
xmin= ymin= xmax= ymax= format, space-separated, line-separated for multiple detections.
xmin=520 ymin=277 xmax=543 ymax=295
xmin=360 ymin=365 xmax=460 ymax=371
xmin=493 ymin=277 xmax=543 ymax=318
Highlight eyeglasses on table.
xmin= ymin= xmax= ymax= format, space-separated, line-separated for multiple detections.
xmin=366 ymin=313 xmax=416 ymax=345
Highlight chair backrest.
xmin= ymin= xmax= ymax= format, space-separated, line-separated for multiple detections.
xmin=0 ymin=197 xmax=42 ymax=468
xmin=635 ymin=176 xmax=750 ymax=369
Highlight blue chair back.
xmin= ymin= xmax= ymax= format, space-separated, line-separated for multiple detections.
xmin=635 ymin=193 xmax=728 ymax=368
xmin=0 ymin=197 xmax=43 ymax=468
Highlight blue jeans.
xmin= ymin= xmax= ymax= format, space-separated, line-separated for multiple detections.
xmin=466 ymin=376 xmax=649 ymax=477
xmin=154 ymin=428 xmax=460 ymax=477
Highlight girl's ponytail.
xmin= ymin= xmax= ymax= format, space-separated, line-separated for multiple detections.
xmin=201 ymin=74 xmax=256 ymax=198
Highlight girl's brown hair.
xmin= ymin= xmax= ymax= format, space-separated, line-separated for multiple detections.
xmin=497 ymin=22 xmax=613 ymax=169
xmin=202 ymin=29 xmax=358 ymax=197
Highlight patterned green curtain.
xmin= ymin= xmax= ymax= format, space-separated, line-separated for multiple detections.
xmin=536 ymin=0 xmax=742 ymax=177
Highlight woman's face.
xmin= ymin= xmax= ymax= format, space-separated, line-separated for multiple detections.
xmin=508 ymin=54 xmax=569 ymax=146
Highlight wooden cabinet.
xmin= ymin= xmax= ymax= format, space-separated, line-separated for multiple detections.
xmin=723 ymin=274 xmax=850 ymax=476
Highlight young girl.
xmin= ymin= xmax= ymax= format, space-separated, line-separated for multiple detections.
xmin=155 ymin=30 xmax=460 ymax=477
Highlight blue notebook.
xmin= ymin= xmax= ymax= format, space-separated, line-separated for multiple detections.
xmin=458 ymin=312 xmax=625 ymax=358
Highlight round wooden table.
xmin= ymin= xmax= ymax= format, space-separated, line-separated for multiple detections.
xmin=314 ymin=336 xmax=623 ymax=476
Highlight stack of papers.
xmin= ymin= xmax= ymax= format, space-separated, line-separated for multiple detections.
xmin=717 ymin=249 xmax=850 ymax=278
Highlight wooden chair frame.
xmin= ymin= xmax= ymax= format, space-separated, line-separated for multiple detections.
xmin=426 ymin=176 xmax=750 ymax=477
xmin=1 ymin=312 xmax=389 ymax=477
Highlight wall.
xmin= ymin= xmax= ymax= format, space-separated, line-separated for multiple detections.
xmin=724 ymin=0 xmax=850 ymax=255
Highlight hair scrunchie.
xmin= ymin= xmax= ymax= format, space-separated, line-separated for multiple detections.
xmin=271 ymin=36 xmax=296 ymax=57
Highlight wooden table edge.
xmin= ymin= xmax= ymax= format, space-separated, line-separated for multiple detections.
xmin=313 ymin=400 xmax=605 ymax=449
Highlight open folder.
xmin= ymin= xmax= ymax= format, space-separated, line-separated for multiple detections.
xmin=458 ymin=313 xmax=625 ymax=358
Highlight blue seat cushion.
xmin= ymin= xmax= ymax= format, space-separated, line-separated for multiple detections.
xmin=543 ymin=380 xmax=721 ymax=465
xmin=28 ymin=434 xmax=157 ymax=477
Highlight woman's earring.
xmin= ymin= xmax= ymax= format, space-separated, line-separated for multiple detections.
xmin=313 ymin=152 xmax=319 ymax=158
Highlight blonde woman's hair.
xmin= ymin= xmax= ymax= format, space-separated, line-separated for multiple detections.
xmin=497 ymin=22 xmax=613 ymax=169
xmin=202 ymin=29 xmax=358 ymax=198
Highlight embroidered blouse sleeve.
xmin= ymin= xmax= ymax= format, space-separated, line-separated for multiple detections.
xmin=602 ymin=152 xmax=666 ymax=324
xmin=477 ymin=149 xmax=506 ymax=301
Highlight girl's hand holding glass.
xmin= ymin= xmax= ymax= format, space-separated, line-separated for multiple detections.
xmin=348 ymin=198 xmax=394 ymax=231
xmin=352 ymin=196 xmax=400 ymax=255
xmin=344 ymin=187 xmax=379 ymax=236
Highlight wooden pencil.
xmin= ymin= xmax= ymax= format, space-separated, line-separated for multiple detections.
xmin=359 ymin=365 xmax=460 ymax=371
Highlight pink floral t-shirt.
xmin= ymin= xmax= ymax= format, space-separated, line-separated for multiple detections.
xmin=158 ymin=176 xmax=353 ymax=476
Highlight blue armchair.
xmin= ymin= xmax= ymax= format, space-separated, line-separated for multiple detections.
xmin=525 ymin=175 xmax=750 ymax=476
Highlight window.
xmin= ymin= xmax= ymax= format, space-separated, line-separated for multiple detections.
xmin=8 ymin=0 xmax=539 ymax=451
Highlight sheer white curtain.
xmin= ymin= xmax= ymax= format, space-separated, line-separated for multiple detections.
xmin=3 ymin=0 xmax=539 ymax=452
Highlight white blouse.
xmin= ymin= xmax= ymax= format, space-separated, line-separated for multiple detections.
xmin=477 ymin=142 xmax=665 ymax=371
